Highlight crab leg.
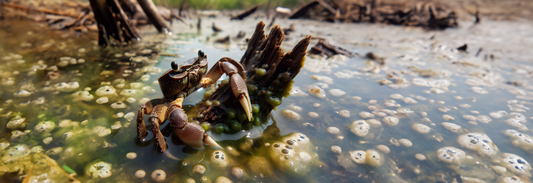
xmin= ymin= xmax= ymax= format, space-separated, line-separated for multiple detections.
xmin=201 ymin=57 xmax=253 ymax=121
xmin=150 ymin=104 xmax=168 ymax=152
xmin=136 ymin=98 xmax=165 ymax=139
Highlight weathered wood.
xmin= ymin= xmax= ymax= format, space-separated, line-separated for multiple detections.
xmin=289 ymin=0 xmax=319 ymax=19
xmin=89 ymin=0 xmax=141 ymax=46
xmin=309 ymin=39 xmax=356 ymax=58
xmin=317 ymin=0 xmax=337 ymax=14
xmin=288 ymin=0 xmax=458 ymax=29
xmin=178 ymin=0 xmax=187 ymax=17
xmin=194 ymin=21 xmax=311 ymax=126
xmin=231 ymin=4 xmax=260 ymax=20
xmin=137 ymin=0 xmax=171 ymax=34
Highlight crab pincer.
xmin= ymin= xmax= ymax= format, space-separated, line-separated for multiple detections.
xmin=201 ymin=57 xmax=253 ymax=121
xmin=168 ymin=103 xmax=221 ymax=149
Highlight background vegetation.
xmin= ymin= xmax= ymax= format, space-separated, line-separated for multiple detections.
xmin=157 ymin=0 xmax=311 ymax=10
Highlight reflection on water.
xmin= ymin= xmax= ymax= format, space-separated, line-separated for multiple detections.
xmin=1 ymin=15 xmax=533 ymax=183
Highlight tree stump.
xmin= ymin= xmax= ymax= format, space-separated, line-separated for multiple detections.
xmin=194 ymin=21 xmax=311 ymax=129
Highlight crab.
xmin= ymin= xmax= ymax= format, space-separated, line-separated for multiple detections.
xmin=136 ymin=50 xmax=252 ymax=152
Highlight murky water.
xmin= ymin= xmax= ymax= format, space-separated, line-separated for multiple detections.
xmin=1 ymin=15 xmax=533 ymax=183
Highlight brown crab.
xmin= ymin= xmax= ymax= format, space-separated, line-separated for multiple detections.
xmin=136 ymin=50 xmax=252 ymax=152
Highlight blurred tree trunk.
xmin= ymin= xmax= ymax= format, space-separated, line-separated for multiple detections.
xmin=89 ymin=0 xmax=171 ymax=46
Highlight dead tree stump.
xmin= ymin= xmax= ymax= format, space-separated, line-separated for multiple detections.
xmin=194 ymin=21 xmax=311 ymax=129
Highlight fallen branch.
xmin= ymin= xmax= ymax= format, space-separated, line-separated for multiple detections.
xmin=231 ymin=4 xmax=260 ymax=20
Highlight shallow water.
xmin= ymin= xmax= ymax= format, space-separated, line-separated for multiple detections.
xmin=1 ymin=15 xmax=533 ymax=183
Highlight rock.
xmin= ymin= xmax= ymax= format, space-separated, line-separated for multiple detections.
xmin=489 ymin=110 xmax=508 ymax=118
xmin=135 ymin=170 xmax=146 ymax=178
xmin=376 ymin=145 xmax=390 ymax=154
xmin=33 ymin=121 xmax=56 ymax=134
xmin=1 ymin=144 xmax=30 ymax=163
xmin=151 ymin=169 xmax=166 ymax=182
xmin=390 ymin=94 xmax=403 ymax=99
xmin=231 ymin=166 xmax=246 ymax=179
xmin=382 ymin=116 xmax=399 ymax=126
xmin=436 ymin=146 xmax=466 ymax=164
xmin=338 ymin=110 xmax=350 ymax=118
xmin=412 ymin=123 xmax=431 ymax=134
xmin=327 ymin=127 xmax=341 ymax=135
xmin=331 ymin=146 xmax=342 ymax=154
xmin=307 ymin=85 xmax=326 ymax=98
xmin=504 ymin=129 xmax=533 ymax=153
xmin=126 ymin=152 xmax=137 ymax=159
xmin=415 ymin=154 xmax=426 ymax=161
xmin=399 ymin=139 xmax=412 ymax=147
xmin=500 ymin=153 xmax=532 ymax=177
xmin=359 ymin=111 xmax=374 ymax=118
xmin=350 ymin=120 xmax=370 ymax=137
xmin=365 ymin=149 xmax=383 ymax=167
xmin=95 ymin=85 xmax=116 ymax=97
xmin=86 ymin=161 xmax=113 ymax=178
xmin=491 ymin=166 xmax=507 ymax=175
xmin=308 ymin=112 xmax=319 ymax=118
xmin=261 ymin=133 xmax=318 ymax=176
xmin=497 ymin=176 xmax=527 ymax=183
xmin=476 ymin=115 xmax=492 ymax=124
xmin=366 ymin=119 xmax=382 ymax=127
xmin=329 ymin=89 xmax=346 ymax=96
xmin=192 ymin=164 xmax=207 ymax=175
xmin=215 ymin=176 xmax=232 ymax=183
xmin=349 ymin=150 xmax=366 ymax=164
xmin=282 ymin=109 xmax=301 ymax=121
xmin=457 ymin=133 xmax=498 ymax=157
xmin=211 ymin=150 xmax=228 ymax=168
xmin=442 ymin=114 xmax=455 ymax=121
xmin=441 ymin=122 xmax=462 ymax=133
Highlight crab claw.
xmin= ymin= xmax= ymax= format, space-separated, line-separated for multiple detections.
xmin=168 ymin=105 xmax=221 ymax=149
xmin=203 ymin=134 xmax=222 ymax=149
xmin=231 ymin=73 xmax=253 ymax=121
xmin=202 ymin=57 xmax=253 ymax=121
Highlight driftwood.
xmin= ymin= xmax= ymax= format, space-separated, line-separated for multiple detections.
xmin=288 ymin=1 xmax=319 ymax=19
xmin=194 ymin=21 xmax=311 ymax=127
xmin=289 ymin=0 xmax=458 ymax=29
xmin=309 ymin=39 xmax=356 ymax=58
xmin=230 ymin=4 xmax=260 ymax=20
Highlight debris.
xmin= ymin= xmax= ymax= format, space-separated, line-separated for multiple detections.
xmin=283 ymin=24 xmax=295 ymax=35
xmin=457 ymin=44 xmax=468 ymax=52
xmin=275 ymin=7 xmax=292 ymax=17
xmin=475 ymin=10 xmax=481 ymax=24
xmin=475 ymin=48 xmax=483 ymax=57
xmin=231 ymin=4 xmax=260 ymax=20
xmin=212 ymin=22 xmax=223 ymax=32
xmin=309 ymin=39 xmax=356 ymax=58
xmin=366 ymin=52 xmax=385 ymax=65
xmin=236 ymin=31 xmax=245 ymax=39
xmin=215 ymin=36 xmax=230 ymax=43
xmin=289 ymin=1 xmax=319 ymax=19
xmin=289 ymin=0 xmax=458 ymax=29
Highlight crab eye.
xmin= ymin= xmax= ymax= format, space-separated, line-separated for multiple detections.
xmin=198 ymin=50 xmax=205 ymax=58
xmin=171 ymin=61 xmax=178 ymax=71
